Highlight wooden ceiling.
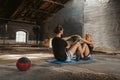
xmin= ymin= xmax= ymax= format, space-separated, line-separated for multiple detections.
xmin=0 ymin=0 xmax=70 ymax=24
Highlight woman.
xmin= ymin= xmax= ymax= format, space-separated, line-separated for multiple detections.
xmin=52 ymin=25 xmax=83 ymax=61
xmin=78 ymin=34 xmax=94 ymax=59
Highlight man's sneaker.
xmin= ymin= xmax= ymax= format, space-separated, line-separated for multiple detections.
xmin=76 ymin=52 xmax=80 ymax=61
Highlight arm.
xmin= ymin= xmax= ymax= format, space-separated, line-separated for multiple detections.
xmin=62 ymin=34 xmax=78 ymax=41
xmin=62 ymin=36 xmax=71 ymax=41
xmin=79 ymin=36 xmax=95 ymax=46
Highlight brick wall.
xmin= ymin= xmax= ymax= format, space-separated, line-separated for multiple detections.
xmin=0 ymin=22 xmax=36 ymax=44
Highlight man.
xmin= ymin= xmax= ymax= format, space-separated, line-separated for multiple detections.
xmin=52 ymin=25 xmax=84 ymax=61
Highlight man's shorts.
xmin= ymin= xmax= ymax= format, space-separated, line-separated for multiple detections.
xmin=66 ymin=50 xmax=73 ymax=61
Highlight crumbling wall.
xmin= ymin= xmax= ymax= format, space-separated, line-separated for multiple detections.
xmin=84 ymin=0 xmax=120 ymax=51
xmin=43 ymin=0 xmax=84 ymax=38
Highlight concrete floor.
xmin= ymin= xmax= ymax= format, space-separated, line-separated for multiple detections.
xmin=0 ymin=47 xmax=120 ymax=80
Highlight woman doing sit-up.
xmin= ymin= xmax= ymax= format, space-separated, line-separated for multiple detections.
xmin=78 ymin=34 xmax=95 ymax=59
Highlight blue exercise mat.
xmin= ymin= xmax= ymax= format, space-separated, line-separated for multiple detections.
xmin=47 ymin=58 xmax=95 ymax=64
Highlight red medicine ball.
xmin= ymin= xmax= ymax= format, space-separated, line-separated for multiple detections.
xmin=16 ymin=57 xmax=31 ymax=71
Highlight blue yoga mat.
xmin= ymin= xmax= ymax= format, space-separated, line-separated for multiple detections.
xmin=47 ymin=58 xmax=95 ymax=64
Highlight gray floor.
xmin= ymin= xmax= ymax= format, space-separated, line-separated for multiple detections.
xmin=0 ymin=47 xmax=120 ymax=80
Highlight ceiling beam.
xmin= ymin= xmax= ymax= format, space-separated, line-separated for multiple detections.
xmin=10 ymin=0 xmax=26 ymax=18
xmin=32 ymin=9 xmax=50 ymax=14
xmin=43 ymin=0 xmax=64 ymax=7
xmin=0 ymin=17 xmax=36 ymax=24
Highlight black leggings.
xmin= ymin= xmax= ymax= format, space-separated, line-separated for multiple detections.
xmin=85 ymin=44 xmax=94 ymax=57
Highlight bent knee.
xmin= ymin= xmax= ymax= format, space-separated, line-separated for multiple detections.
xmin=75 ymin=42 xmax=82 ymax=46
xmin=83 ymin=43 xmax=88 ymax=47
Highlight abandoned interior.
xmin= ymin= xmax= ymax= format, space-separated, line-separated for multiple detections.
xmin=0 ymin=0 xmax=120 ymax=80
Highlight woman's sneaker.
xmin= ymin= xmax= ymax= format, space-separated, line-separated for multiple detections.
xmin=83 ymin=56 xmax=91 ymax=60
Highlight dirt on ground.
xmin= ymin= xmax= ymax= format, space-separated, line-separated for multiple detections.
xmin=0 ymin=47 xmax=120 ymax=80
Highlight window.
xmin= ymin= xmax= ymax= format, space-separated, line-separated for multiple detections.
xmin=16 ymin=31 xmax=26 ymax=43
